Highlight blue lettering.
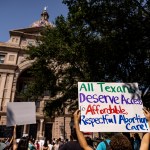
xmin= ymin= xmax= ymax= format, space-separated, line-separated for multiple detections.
xmin=126 ymin=123 xmax=146 ymax=130
xmin=81 ymin=115 xmax=117 ymax=127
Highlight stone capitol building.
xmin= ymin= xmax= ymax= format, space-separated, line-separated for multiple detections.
xmin=0 ymin=8 xmax=72 ymax=141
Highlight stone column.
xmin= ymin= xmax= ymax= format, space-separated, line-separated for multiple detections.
xmin=11 ymin=89 xmax=16 ymax=102
xmin=11 ymin=72 xmax=19 ymax=102
xmin=4 ymin=74 xmax=14 ymax=105
xmin=0 ymin=74 xmax=7 ymax=110
xmin=39 ymin=119 xmax=44 ymax=139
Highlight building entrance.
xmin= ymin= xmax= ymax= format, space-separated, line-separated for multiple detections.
xmin=29 ymin=123 xmax=37 ymax=140
xmin=44 ymin=123 xmax=52 ymax=141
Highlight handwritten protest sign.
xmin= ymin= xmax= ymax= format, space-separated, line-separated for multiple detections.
xmin=78 ymin=82 xmax=149 ymax=132
xmin=7 ymin=102 xmax=36 ymax=126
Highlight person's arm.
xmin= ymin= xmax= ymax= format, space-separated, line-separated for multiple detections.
xmin=140 ymin=133 xmax=150 ymax=150
xmin=5 ymin=136 xmax=13 ymax=149
xmin=13 ymin=125 xmax=17 ymax=150
xmin=143 ymin=108 xmax=150 ymax=127
xmin=74 ymin=109 xmax=93 ymax=150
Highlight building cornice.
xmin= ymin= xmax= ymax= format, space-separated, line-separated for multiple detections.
xmin=0 ymin=64 xmax=18 ymax=70
xmin=0 ymin=42 xmax=29 ymax=53
xmin=10 ymin=26 xmax=44 ymax=33
xmin=9 ymin=31 xmax=40 ymax=39
xmin=0 ymin=42 xmax=20 ymax=50
xmin=0 ymin=69 xmax=16 ymax=73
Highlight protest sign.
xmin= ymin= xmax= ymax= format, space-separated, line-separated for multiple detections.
xmin=78 ymin=82 xmax=149 ymax=132
xmin=7 ymin=102 xmax=36 ymax=126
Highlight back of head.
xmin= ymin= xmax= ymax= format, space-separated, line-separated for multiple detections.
xmin=110 ymin=134 xmax=132 ymax=150
xmin=43 ymin=139 xmax=48 ymax=147
xmin=103 ymin=133 xmax=113 ymax=139
xmin=17 ymin=137 xmax=29 ymax=150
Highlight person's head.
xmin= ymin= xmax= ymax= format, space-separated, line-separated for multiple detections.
xmin=85 ymin=137 xmax=93 ymax=147
xmin=43 ymin=139 xmax=48 ymax=147
xmin=110 ymin=134 xmax=132 ymax=150
xmin=103 ymin=133 xmax=113 ymax=139
xmin=29 ymin=138 xmax=34 ymax=144
xmin=134 ymin=133 xmax=140 ymax=140
xmin=55 ymin=139 xmax=59 ymax=144
xmin=17 ymin=136 xmax=29 ymax=150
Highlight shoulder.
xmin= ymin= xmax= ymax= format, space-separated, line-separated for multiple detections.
xmin=96 ymin=141 xmax=105 ymax=150
xmin=66 ymin=141 xmax=83 ymax=149
xmin=96 ymin=140 xmax=110 ymax=150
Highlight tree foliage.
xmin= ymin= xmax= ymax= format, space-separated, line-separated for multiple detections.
xmin=25 ymin=0 xmax=150 ymax=116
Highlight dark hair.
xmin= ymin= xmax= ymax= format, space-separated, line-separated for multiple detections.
xmin=103 ymin=133 xmax=113 ymax=139
xmin=134 ymin=133 xmax=141 ymax=143
xmin=85 ymin=137 xmax=93 ymax=147
xmin=141 ymin=87 xmax=150 ymax=109
xmin=43 ymin=140 xmax=48 ymax=147
xmin=17 ymin=136 xmax=29 ymax=150
xmin=110 ymin=134 xmax=132 ymax=150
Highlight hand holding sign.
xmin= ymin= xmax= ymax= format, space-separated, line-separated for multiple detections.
xmin=74 ymin=109 xmax=81 ymax=124
xmin=143 ymin=108 xmax=150 ymax=127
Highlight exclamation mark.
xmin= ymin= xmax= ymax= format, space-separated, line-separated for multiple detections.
xmin=145 ymin=123 xmax=148 ymax=130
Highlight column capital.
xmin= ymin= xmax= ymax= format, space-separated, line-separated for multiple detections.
xmin=1 ymin=74 xmax=7 ymax=77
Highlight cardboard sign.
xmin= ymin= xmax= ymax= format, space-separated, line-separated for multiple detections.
xmin=7 ymin=102 xmax=36 ymax=126
xmin=78 ymin=82 xmax=149 ymax=132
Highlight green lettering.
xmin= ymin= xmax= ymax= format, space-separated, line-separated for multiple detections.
xmin=97 ymin=82 xmax=105 ymax=92
xmin=117 ymin=86 xmax=123 ymax=92
xmin=105 ymin=86 xmax=111 ymax=92
xmin=79 ymin=83 xmax=87 ymax=91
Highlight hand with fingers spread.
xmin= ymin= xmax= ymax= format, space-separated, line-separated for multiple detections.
xmin=143 ymin=107 xmax=150 ymax=128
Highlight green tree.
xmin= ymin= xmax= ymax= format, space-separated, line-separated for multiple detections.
xmin=25 ymin=0 xmax=150 ymax=116
xmin=63 ymin=0 xmax=150 ymax=84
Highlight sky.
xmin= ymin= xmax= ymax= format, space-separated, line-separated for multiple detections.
xmin=0 ymin=0 xmax=68 ymax=42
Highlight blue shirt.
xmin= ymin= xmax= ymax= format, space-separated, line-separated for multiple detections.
xmin=96 ymin=139 xmax=111 ymax=150
xmin=29 ymin=143 xmax=36 ymax=150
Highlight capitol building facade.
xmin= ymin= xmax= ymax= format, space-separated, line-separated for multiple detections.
xmin=0 ymin=8 xmax=71 ymax=141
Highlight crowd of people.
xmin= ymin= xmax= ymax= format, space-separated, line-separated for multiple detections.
xmin=0 ymin=87 xmax=150 ymax=150
xmin=0 ymin=107 xmax=149 ymax=150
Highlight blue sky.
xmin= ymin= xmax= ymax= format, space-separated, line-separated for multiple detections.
xmin=0 ymin=0 xmax=68 ymax=42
